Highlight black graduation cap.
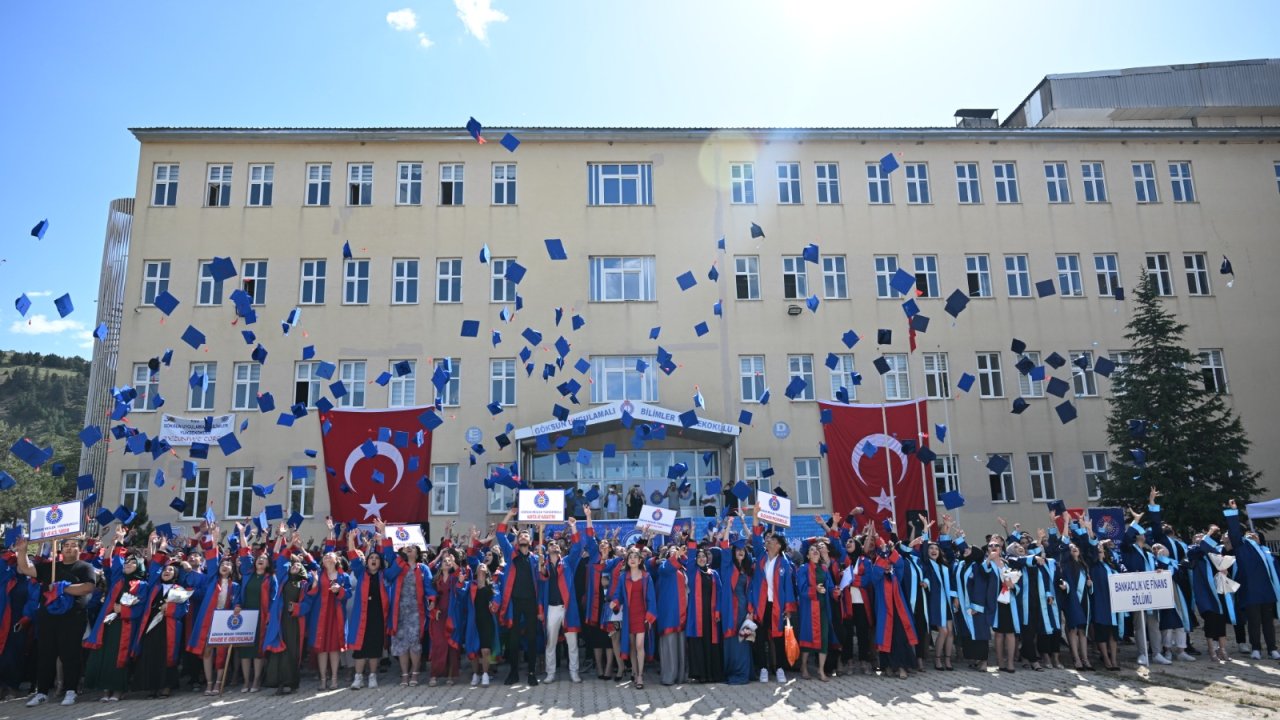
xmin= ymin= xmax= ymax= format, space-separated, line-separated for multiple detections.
xmin=1055 ymin=401 xmax=1077 ymax=424
xmin=944 ymin=289 xmax=969 ymax=318
xmin=1015 ymin=356 xmax=1035 ymax=375
xmin=873 ymin=357 xmax=891 ymax=375
xmin=877 ymin=329 xmax=892 ymax=345
xmin=1011 ymin=397 xmax=1030 ymax=414
xmin=916 ymin=446 xmax=937 ymax=464
xmin=1010 ymin=338 xmax=1027 ymax=354
xmin=1045 ymin=352 xmax=1066 ymax=369
xmin=909 ymin=314 xmax=930 ymax=332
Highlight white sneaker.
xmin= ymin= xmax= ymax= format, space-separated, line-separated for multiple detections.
xmin=367 ymin=673 xmax=377 ymax=688
xmin=759 ymin=668 xmax=769 ymax=683
xmin=1152 ymin=653 xmax=1172 ymax=665
xmin=1176 ymin=652 xmax=1195 ymax=662
xmin=481 ymin=673 xmax=490 ymax=687
xmin=1251 ymin=650 xmax=1262 ymax=660
xmin=570 ymin=673 xmax=581 ymax=683
xmin=1271 ymin=650 xmax=1280 ymax=660
xmin=471 ymin=673 xmax=480 ymax=687
xmin=60 ymin=691 xmax=77 ymax=706
xmin=1136 ymin=655 xmax=1149 ymax=666
xmin=350 ymin=674 xmax=364 ymax=690
xmin=544 ymin=674 xmax=555 ymax=684
xmin=1239 ymin=643 xmax=1252 ymax=653
xmin=775 ymin=668 xmax=787 ymax=683
xmin=25 ymin=693 xmax=47 ymax=707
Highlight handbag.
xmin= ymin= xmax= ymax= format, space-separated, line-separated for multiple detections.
xmin=783 ymin=617 xmax=800 ymax=666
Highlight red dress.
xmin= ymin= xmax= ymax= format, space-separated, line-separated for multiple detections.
xmin=627 ymin=577 xmax=648 ymax=635
xmin=313 ymin=577 xmax=347 ymax=653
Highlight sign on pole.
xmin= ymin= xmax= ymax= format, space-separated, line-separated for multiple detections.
xmin=518 ymin=489 xmax=565 ymax=523
xmin=386 ymin=524 xmax=427 ymax=550
xmin=28 ymin=500 xmax=83 ymax=541
xmin=756 ymin=491 xmax=792 ymax=527
xmin=634 ymin=504 xmax=676 ymax=535
xmin=1107 ymin=570 xmax=1176 ymax=612
xmin=208 ymin=609 xmax=259 ymax=645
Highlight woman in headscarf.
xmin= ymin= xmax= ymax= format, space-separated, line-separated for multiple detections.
xmin=83 ymin=527 xmax=150 ymax=702
xmin=136 ymin=545 xmax=190 ymax=698
xmin=717 ymin=516 xmax=754 ymax=684
xmin=263 ymin=529 xmax=314 ymax=695
xmin=685 ymin=544 xmax=723 ymax=683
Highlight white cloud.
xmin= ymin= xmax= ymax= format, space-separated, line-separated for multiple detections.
xmin=418 ymin=32 xmax=434 ymax=48
xmin=24 ymin=291 xmax=52 ymax=298
xmin=9 ymin=314 xmax=87 ymax=336
xmin=455 ymin=0 xmax=507 ymax=42
xmin=386 ymin=8 xmax=418 ymax=31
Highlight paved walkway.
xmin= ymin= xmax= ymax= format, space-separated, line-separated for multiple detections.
xmin=3 ymin=650 xmax=1277 ymax=720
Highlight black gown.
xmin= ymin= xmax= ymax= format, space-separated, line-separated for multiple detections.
xmin=686 ymin=571 xmax=724 ymax=682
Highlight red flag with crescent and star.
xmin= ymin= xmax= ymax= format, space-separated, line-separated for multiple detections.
xmin=818 ymin=399 xmax=935 ymax=532
xmin=319 ymin=408 xmax=433 ymax=524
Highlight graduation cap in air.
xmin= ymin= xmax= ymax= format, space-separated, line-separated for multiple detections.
xmin=217 ymin=432 xmax=241 ymax=456
xmin=944 ymin=289 xmax=969 ymax=318
xmin=940 ymin=491 xmax=965 ymax=510
xmin=876 ymin=329 xmax=892 ymax=345
xmin=679 ymin=409 xmax=699 ymax=428
xmin=1035 ymin=279 xmax=1056 ymax=298
xmin=76 ymin=474 xmax=95 ymax=492
xmin=802 ymin=243 xmax=820 ymax=264
xmin=879 ymin=153 xmax=900 ymax=174
xmin=1128 ymin=419 xmax=1147 ymax=439
xmin=1093 ymin=356 xmax=1116 ymax=378
xmin=54 ymin=293 xmax=73 ymax=318
xmin=500 ymin=133 xmax=520 ymax=152
xmin=1029 ymin=365 xmax=1046 ymax=382
xmin=504 ymin=260 xmax=528 ymax=285
xmin=676 ymin=271 xmax=697 ymax=291
xmin=986 ymin=455 xmax=1010 ymax=475
xmin=1045 ymin=352 xmax=1066 ymax=369
xmin=1073 ymin=354 xmax=1091 ymax=371
xmin=1055 ymin=400 xmax=1077 ymax=424
xmin=1047 ymin=499 xmax=1068 ymax=516
xmin=14 ymin=294 xmax=31 ymax=317
xmin=1011 ymin=398 xmax=1030 ymax=414
xmin=910 ymin=314 xmax=929 ymax=332
xmin=460 ymin=320 xmax=480 ymax=338
xmin=251 ymin=344 xmax=268 ymax=364
xmin=750 ymin=223 xmax=765 ymax=239
xmin=1015 ymin=356 xmax=1035 ymax=376
xmin=954 ymin=372 xmax=972 ymax=393
xmin=784 ymin=375 xmax=808 ymax=400
xmin=916 ymin=446 xmax=937 ymax=464
xmin=31 ymin=219 xmax=49 ymax=239
xmin=738 ymin=409 xmax=753 ymax=426
xmin=181 ymin=325 xmax=206 ymax=350
xmin=79 ymin=425 xmax=103 ymax=448
xmin=95 ymin=508 xmax=116 ymax=526
xmin=1220 ymin=255 xmax=1234 ymax=287
xmin=1046 ymin=377 xmax=1070 ymax=398
xmin=842 ymin=330 xmax=859 ymax=349
xmin=209 ymin=257 xmax=237 ymax=281
xmin=873 ymin=357 xmax=891 ymax=375
xmin=890 ymin=269 xmax=916 ymax=296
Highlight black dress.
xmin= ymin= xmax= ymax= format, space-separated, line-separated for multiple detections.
xmin=686 ymin=571 xmax=724 ymax=682
xmin=353 ymin=574 xmax=386 ymax=660
xmin=136 ymin=587 xmax=180 ymax=694
xmin=473 ymin=585 xmax=495 ymax=651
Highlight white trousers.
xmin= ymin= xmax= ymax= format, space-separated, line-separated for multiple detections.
xmin=1162 ymin=627 xmax=1187 ymax=652
xmin=1132 ymin=611 xmax=1163 ymax=659
xmin=545 ymin=604 xmax=579 ymax=677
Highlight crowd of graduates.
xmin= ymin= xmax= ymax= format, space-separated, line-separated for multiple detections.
xmin=1 ymin=487 xmax=1278 ymax=707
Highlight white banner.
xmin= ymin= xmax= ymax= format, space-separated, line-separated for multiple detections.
xmin=386 ymin=524 xmax=427 ymax=550
xmin=756 ymin=491 xmax=791 ymax=527
xmin=159 ymin=414 xmax=237 ymax=446
xmin=634 ymin=504 xmax=676 ymax=535
xmin=1108 ymin=570 xmax=1176 ymax=612
xmin=208 ymin=609 xmax=259 ymax=645
xmin=519 ymin=489 xmax=565 ymax=522
xmin=28 ymin=500 xmax=83 ymax=541
xmin=512 ymin=400 xmax=741 ymax=440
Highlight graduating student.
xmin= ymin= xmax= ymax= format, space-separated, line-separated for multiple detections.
xmin=14 ymin=532 xmax=98 ymax=707
xmin=685 ymin=541 xmax=723 ymax=683
xmin=305 ymin=528 xmax=352 ymax=691
xmin=958 ymin=545 xmax=993 ymax=671
xmin=988 ymin=544 xmax=1021 ymax=673
xmin=183 ymin=525 xmax=238 ymax=695
xmin=263 ymin=529 xmax=314 ymax=695
xmin=716 ymin=517 xmax=753 ymax=684
xmin=0 ymin=551 xmax=39 ymax=699
xmin=1224 ymin=500 xmax=1280 ymax=660
xmin=495 ymin=507 xmax=544 ymax=686
xmin=541 ymin=509 xmax=593 ymax=683
xmin=747 ymin=507 xmax=796 ymax=683
xmin=83 ymin=528 xmax=150 ymax=702
xmin=582 ymin=533 xmax=622 ymax=680
xmin=234 ymin=526 xmax=277 ymax=693
xmin=1187 ymin=523 xmax=1235 ymax=661
xmin=611 ymin=547 xmax=657 ymax=688
xmin=1015 ymin=540 xmax=1062 ymax=670
xmin=860 ymin=527 xmax=919 ymax=679
xmin=1049 ymin=521 xmax=1094 ymax=671
xmin=655 ymin=539 xmax=690 ymax=686
xmin=428 ymin=542 xmax=464 ymax=685
xmin=1121 ymin=506 xmax=1166 ymax=666
xmin=463 ymin=560 xmax=500 ymax=686
xmin=921 ymin=518 xmax=957 ymax=671
xmin=1088 ymin=536 xmax=1124 ymax=671
xmin=347 ymin=527 xmax=389 ymax=690
xmin=382 ymin=529 xmax=432 ymax=686
xmin=794 ymin=539 xmax=835 ymax=681
xmin=136 ymin=541 xmax=191 ymax=699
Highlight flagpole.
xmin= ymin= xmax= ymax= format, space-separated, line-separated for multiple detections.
xmin=879 ymin=400 xmax=895 ymax=533
xmin=942 ymin=364 xmax=958 ymax=527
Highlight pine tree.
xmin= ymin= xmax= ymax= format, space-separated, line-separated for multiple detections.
xmin=1100 ymin=270 xmax=1265 ymax=533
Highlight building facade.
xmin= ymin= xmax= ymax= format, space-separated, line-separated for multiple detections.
xmin=84 ymin=68 xmax=1280 ymax=537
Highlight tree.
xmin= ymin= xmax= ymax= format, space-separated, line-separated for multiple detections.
xmin=0 ymin=420 xmax=76 ymax=525
xmin=1100 ymin=270 xmax=1265 ymax=533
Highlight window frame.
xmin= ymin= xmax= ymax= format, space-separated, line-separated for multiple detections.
xmin=1017 ymin=351 xmax=1044 ymax=398
xmin=993 ymin=161 xmax=1020 ymax=204
xmin=241 ymin=259 xmax=268 ymax=305
xmin=1027 ymin=453 xmax=1056 ymax=502
xmin=976 ymin=352 xmax=1004 ymax=399
xmin=490 ymin=358 xmax=517 ymax=407
xmin=197 ymin=260 xmax=224 ymax=306
xmin=294 ymin=361 xmax=321 ymax=409
xmin=955 ymin=162 xmax=981 ymax=204
xmin=734 ymin=256 xmax=760 ymax=300
xmin=874 ymin=255 xmax=901 ymax=299
xmin=815 ymin=162 xmax=841 ymax=204
xmin=1004 ymin=254 xmax=1031 ymax=298
xmin=588 ymin=163 xmax=653 ymax=206
xmin=347 ymin=163 xmax=374 ymax=206
xmin=730 ymin=162 xmax=755 ymax=204
xmin=206 ymin=164 xmax=234 ymax=209
xmin=786 ymin=355 xmax=815 ymax=402
xmin=913 ymin=255 xmax=940 ymax=298
xmin=152 ymin=163 xmax=179 ymax=207
xmin=1184 ymin=252 xmax=1211 ymax=296
xmin=231 ymin=362 xmax=261 ymax=411
xmin=388 ymin=359 xmax=417 ymax=408
xmin=828 ymin=354 xmax=856 ymax=401
xmin=432 ymin=464 xmax=460 ymax=515
xmin=342 ymin=258 xmax=369 ymax=305
xmin=491 ymin=258 xmax=518 ymax=303
xmin=1044 ymin=162 xmax=1070 ymax=203
xmin=225 ymin=467 xmax=255 ymax=519
xmin=436 ymin=258 xmax=463 ymax=303
xmin=781 ymin=256 xmax=808 ymax=300
xmin=821 ymin=255 xmax=848 ymax=299
xmin=589 ymin=256 xmax=656 ymax=302
xmin=965 ymin=254 xmax=992 ymax=298
xmin=300 ymin=258 xmax=327 ymax=305
xmin=1094 ymin=254 xmax=1120 ymax=297
xmin=739 ymin=355 xmax=766 ymax=403
xmin=866 ymin=162 xmax=891 ymax=205
xmin=1083 ymin=452 xmax=1108 ymax=501
xmin=305 ymin=163 xmax=332 ymax=206
xmin=923 ymin=352 xmax=950 ymax=399
xmin=1198 ymin=349 xmax=1228 ymax=394
xmin=794 ymin=457 xmax=823 ymax=508
xmin=1081 ymin=161 xmax=1108 ymax=203
xmin=131 ymin=363 xmax=158 ymax=412
xmin=1071 ymin=350 xmax=1097 ymax=397
xmin=121 ymin=470 xmax=149 ymax=513
xmin=246 ymin=163 xmax=273 ymax=207
xmin=188 ymin=361 xmax=217 ymax=412
xmin=432 ymin=358 xmax=461 ymax=407
xmin=1169 ymin=161 xmax=1195 ymax=203
xmin=397 ymin=162 xmax=423 ymax=206
xmin=1056 ymin=254 xmax=1084 ymax=297
xmin=289 ymin=467 xmax=316 ymax=517
xmin=337 ymin=360 xmax=367 ymax=409
xmin=777 ymin=162 xmax=802 ymax=205
xmin=392 ymin=258 xmax=420 ymax=305
xmin=988 ymin=454 xmax=1016 ymax=503
xmin=180 ymin=468 xmax=211 ymax=520
xmin=492 ymin=163 xmax=517 ymax=205
xmin=1132 ymin=161 xmax=1159 ymax=203
xmin=883 ymin=353 xmax=910 ymax=401
xmin=142 ymin=260 xmax=171 ymax=306
xmin=590 ymin=355 xmax=659 ymax=404
xmin=1145 ymin=253 xmax=1174 ymax=296
xmin=905 ymin=162 xmax=931 ymax=204
xmin=439 ymin=162 xmax=464 ymax=205
xmin=932 ymin=455 xmax=959 ymax=499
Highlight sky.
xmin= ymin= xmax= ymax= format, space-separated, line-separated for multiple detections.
xmin=1 ymin=0 xmax=1277 ymax=359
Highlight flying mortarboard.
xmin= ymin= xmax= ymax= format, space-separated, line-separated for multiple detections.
xmin=879 ymin=153 xmax=900 ymax=174
xmin=217 ymin=432 xmax=241 ymax=455
xmin=802 ymin=243 xmax=820 ymax=264
xmin=1035 ymin=279 xmax=1056 ymax=298
xmin=54 ymin=293 xmax=73 ymax=318
xmin=76 ymin=474 xmax=95 ymax=491
xmin=676 ymin=271 xmax=697 ymax=291
xmin=738 ymin=409 xmax=753 ymax=425
xmin=784 ymin=375 xmax=808 ymax=400
xmin=14 ymin=294 xmax=31 ymax=317
xmin=153 ymin=290 xmax=179 ymax=315
xmin=940 ymin=490 xmax=965 ymax=510
xmin=708 ymin=265 xmax=719 ymax=282
xmin=1011 ymin=398 xmax=1030 ymax=414
xmin=503 ymin=260 xmax=527 ymax=285
xmin=1045 ymin=352 xmax=1066 ymax=369
xmin=31 ymin=219 xmax=49 ymax=239
xmin=749 ymin=223 xmax=765 ymax=239
xmin=1015 ymin=356 xmax=1035 ymax=375
xmin=209 ymin=257 xmax=238 ymax=281
xmin=986 ymin=455 xmax=1010 ymax=475
xmin=96 ymin=508 xmax=117 ymax=526
xmin=679 ymin=409 xmax=699 ymax=428
xmin=957 ymin=372 xmax=975 ymax=392
xmin=916 ymin=445 xmax=937 ymax=463
xmin=890 ymin=269 xmax=916 ymax=296
xmin=180 ymin=325 xmax=205 ymax=350
xmin=1055 ymin=400 xmax=1077 ymax=424
xmin=1093 ymin=356 xmax=1116 ymax=377
xmin=79 ymin=425 xmax=103 ymax=448
xmin=500 ymin=132 xmax=520 ymax=152
xmin=694 ymin=321 xmax=709 ymax=337
xmin=732 ymin=480 xmax=751 ymax=500
xmin=873 ymin=357 xmax=891 ymax=375
xmin=806 ymin=295 xmax=820 ymax=312
xmin=910 ymin=314 xmax=929 ymax=332
xmin=265 ymin=504 xmax=284 ymax=521
xmin=479 ymin=244 xmax=491 ymax=263
xmin=1047 ymin=499 xmax=1068 ymax=515
xmin=460 ymin=320 xmax=480 ymax=338
xmin=877 ymin=329 xmax=892 ymax=345
xmin=374 ymin=372 xmax=392 ymax=387
xmin=251 ymin=344 xmax=268 ymax=364
xmin=1046 ymin=377 xmax=1070 ymax=398
xmin=944 ymin=289 xmax=969 ymax=318
xmin=842 ymin=330 xmax=859 ymax=349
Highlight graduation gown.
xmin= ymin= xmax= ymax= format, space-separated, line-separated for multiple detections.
xmin=611 ymin=570 xmax=656 ymax=660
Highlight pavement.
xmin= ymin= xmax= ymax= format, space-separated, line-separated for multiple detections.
xmin=2 ymin=647 xmax=1277 ymax=720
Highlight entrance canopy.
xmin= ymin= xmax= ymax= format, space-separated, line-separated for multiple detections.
xmin=512 ymin=400 xmax=741 ymax=446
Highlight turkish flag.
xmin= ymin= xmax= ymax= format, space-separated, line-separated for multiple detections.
xmin=319 ymin=408 xmax=433 ymax=524
xmin=819 ymin=399 xmax=935 ymax=532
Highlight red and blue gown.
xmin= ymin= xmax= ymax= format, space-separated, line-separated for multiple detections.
xmin=136 ymin=554 xmax=189 ymax=694
xmin=345 ymin=544 xmax=389 ymax=660
xmin=83 ymin=547 xmax=151 ymax=692
xmin=305 ymin=569 xmax=351 ymax=653
xmin=185 ymin=544 xmax=238 ymax=668
xmin=748 ymin=524 xmax=795 ymax=672
xmin=234 ymin=549 xmax=277 ymax=665
xmin=611 ymin=569 xmax=656 ymax=661
xmin=795 ymin=561 xmax=835 ymax=655
xmin=685 ymin=553 xmax=722 ymax=682
xmin=715 ymin=540 xmax=752 ymax=684
xmin=428 ymin=560 xmax=463 ymax=679
xmin=0 ymin=557 xmax=38 ymax=693
xmin=859 ymin=547 xmax=918 ymax=670
xmin=264 ymin=552 xmax=315 ymax=690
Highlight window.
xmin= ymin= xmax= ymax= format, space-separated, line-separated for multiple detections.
xmin=777 ymin=162 xmax=801 ymax=204
xmin=905 ymin=163 xmax=930 ymax=204
xmin=1132 ymin=162 xmax=1158 ymax=203
xmin=340 ymin=259 xmax=368 ymax=305
xmin=1199 ymin=349 xmax=1228 ymax=394
xmin=866 ymin=163 xmax=891 ymax=204
xmin=875 ymin=255 xmax=901 ymax=299
xmin=590 ymin=356 xmax=658 ymax=403
xmin=1109 ymin=351 xmax=1133 ymax=394
xmin=1028 ymin=454 xmax=1056 ymax=501
xmin=816 ymin=163 xmax=841 ymax=204
xmin=743 ymin=459 xmax=771 ymax=496
xmin=439 ymin=163 xmax=464 ymax=205
xmin=294 ymin=362 xmax=321 ymax=408
xmin=913 ymin=255 xmax=939 ymax=297
xmin=782 ymin=256 xmax=808 ymax=299
xmin=388 ymin=360 xmax=416 ymax=407
xmin=189 ymin=362 xmax=217 ymax=411
xmin=883 ymin=353 xmax=910 ymax=401
xmin=993 ymin=162 xmax=1019 ymax=203
xmin=822 ymin=256 xmax=848 ymax=299
xmin=491 ymin=258 xmax=518 ymax=303
xmin=923 ymin=352 xmax=950 ymax=399
xmin=432 ymin=358 xmax=460 ymax=407
xmin=1184 ymin=253 xmax=1211 ymax=296
xmin=121 ymin=470 xmax=149 ymax=513
xmin=348 ymin=163 xmax=373 ymax=206
xmin=1083 ymin=452 xmax=1107 ymax=501
xmin=142 ymin=261 xmax=170 ymax=306
xmin=487 ymin=462 xmax=518 ymax=513
xmin=397 ymin=162 xmax=423 ymax=205
xmin=955 ymin=162 xmax=980 ymax=204
xmin=206 ymin=162 xmax=231 ymax=206
xmin=436 ymin=258 xmax=462 ymax=303
xmin=828 ymin=354 xmax=855 ymax=401
xmin=933 ymin=455 xmax=959 ymax=498
xmin=730 ymin=163 xmax=755 ymax=204
xmin=241 ymin=260 xmax=267 ymax=305
xmin=180 ymin=469 xmax=210 ymax=520
xmin=965 ymin=255 xmax=992 ymax=298
xmin=432 ymin=465 xmax=459 ymax=515
xmin=1071 ymin=351 xmax=1097 ymax=397
xmin=338 ymin=361 xmax=366 ymax=408
xmin=1169 ymin=162 xmax=1195 ymax=203
xmin=392 ymin=259 xmax=419 ymax=304
xmin=589 ymin=257 xmax=655 ymax=302
xmin=1275 ymin=162 xmax=1280 ymax=195
xmin=197 ymin=260 xmax=224 ymax=306
xmin=152 ymin=163 xmax=179 ymax=206
xmin=1044 ymin=162 xmax=1070 ymax=203
xmin=300 ymin=259 xmax=326 ymax=305
xmin=493 ymin=163 xmax=516 ymax=205
xmin=734 ymin=256 xmax=760 ymax=300
xmin=1004 ymin=254 xmax=1030 ymax=297
xmin=787 ymin=355 xmax=815 ymax=401
xmin=1145 ymin=254 xmax=1174 ymax=296
xmin=289 ymin=467 xmax=315 ymax=517
xmin=1056 ymin=254 xmax=1084 ymax=297
xmin=1018 ymin=351 xmax=1044 ymax=398
xmin=1082 ymin=162 xmax=1107 ymax=203
xmin=1094 ymin=254 xmax=1120 ymax=297
xmin=305 ymin=163 xmax=331 ymax=206
xmin=988 ymin=454 xmax=1015 ymax=503
xmin=976 ymin=352 xmax=1004 ymax=398
xmin=225 ymin=468 xmax=254 ymax=519
xmin=131 ymin=364 xmax=158 ymax=412
xmin=588 ymin=163 xmax=653 ymax=206
xmin=247 ymin=164 xmax=273 ymax=207
xmin=232 ymin=362 xmax=261 ymax=411
xmin=739 ymin=355 xmax=766 ymax=403
xmin=794 ymin=458 xmax=823 ymax=507
xmin=490 ymin=359 xmax=516 ymax=406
